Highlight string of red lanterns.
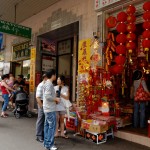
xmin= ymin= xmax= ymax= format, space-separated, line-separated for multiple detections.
xmin=142 ymin=1 xmax=150 ymax=61
xmin=126 ymin=5 xmax=136 ymax=63
xmin=113 ymin=11 xmax=127 ymax=74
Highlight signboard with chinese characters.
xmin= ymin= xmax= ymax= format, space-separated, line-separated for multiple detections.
xmin=41 ymin=38 xmax=56 ymax=55
xmin=58 ymin=39 xmax=71 ymax=55
xmin=78 ymin=39 xmax=91 ymax=74
xmin=95 ymin=0 xmax=121 ymax=10
xmin=0 ymin=20 xmax=31 ymax=39
xmin=29 ymin=48 xmax=36 ymax=93
xmin=42 ymin=56 xmax=56 ymax=71
xmin=12 ymin=41 xmax=30 ymax=61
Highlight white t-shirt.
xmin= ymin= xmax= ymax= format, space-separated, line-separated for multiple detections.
xmin=54 ymin=85 xmax=69 ymax=112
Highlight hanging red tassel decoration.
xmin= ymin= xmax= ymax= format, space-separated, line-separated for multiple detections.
xmin=142 ymin=1 xmax=150 ymax=61
xmin=126 ymin=5 xmax=136 ymax=63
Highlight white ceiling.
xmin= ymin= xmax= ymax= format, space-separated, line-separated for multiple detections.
xmin=0 ymin=0 xmax=60 ymax=23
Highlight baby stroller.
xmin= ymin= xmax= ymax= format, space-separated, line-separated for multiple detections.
xmin=13 ymin=87 xmax=32 ymax=119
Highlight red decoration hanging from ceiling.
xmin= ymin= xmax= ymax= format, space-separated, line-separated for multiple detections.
xmin=106 ymin=16 xmax=117 ymax=28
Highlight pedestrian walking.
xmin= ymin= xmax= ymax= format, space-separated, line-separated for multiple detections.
xmin=36 ymin=74 xmax=47 ymax=143
xmin=43 ymin=69 xmax=60 ymax=150
xmin=0 ymin=74 xmax=14 ymax=118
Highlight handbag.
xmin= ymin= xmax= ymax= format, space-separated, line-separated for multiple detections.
xmin=134 ymin=80 xmax=150 ymax=101
xmin=61 ymin=98 xmax=72 ymax=108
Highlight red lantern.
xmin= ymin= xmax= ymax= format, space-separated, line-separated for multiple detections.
xmin=126 ymin=5 xmax=136 ymax=14
xmin=116 ymin=23 xmax=127 ymax=33
xmin=126 ymin=33 xmax=136 ymax=41
xmin=127 ymin=23 xmax=136 ymax=32
xmin=115 ymin=55 xmax=126 ymax=65
xmin=117 ymin=12 xmax=127 ymax=22
xmin=127 ymin=15 xmax=136 ymax=23
xmin=116 ymin=45 xmax=126 ymax=55
xmin=106 ymin=16 xmax=117 ymax=28
xmin=143 ymin=21 xmax=150 ymax=29
xmin=142 ymin=39 xmax=150 ymax=48
xmin=143 ymin=30 xmax=150 ymax=39
xmin=111 ymin=65 xmax=124 ymax=74
xmin=116 ymin=34 xmax=126 ymax=44
xmin=143 ymin=1 xmax=150 ymax=11
xmin=126 ymin=42 xmax=136 ymax=50
xmin=143 ymin=11 xmax=150 ymax=20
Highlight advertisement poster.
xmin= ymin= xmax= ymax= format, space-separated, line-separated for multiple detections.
xmin=3 ymin=62 xmax=10 ymax=74
xmin=41 ymin=38 xmax=56 ymax=55
xmin=78 ymin=39 xmax=91 ymax=74
xmin=29 ymin=48 xmax=36 ymax=93
xmin=42 ymin=56 xmax=55 ymax=71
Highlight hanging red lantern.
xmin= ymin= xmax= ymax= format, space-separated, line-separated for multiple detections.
xmin=143 ymin=1 xmax=150 ymax=11
xmin=117 ymin=12 xmax=127 ymax=22
xmin=143 ymin=11 xmax=150 ymax=20
xmin=126 ymin=33 xmax=136 ymax=41
xmin=116 ymin=23 xmax=127 ymax=33
xmin=116 ymin=34 xmax=126 ymax=44
xmin=126 ymin=42 xmax=136 ymax=50
xmin=143 ymin=30 xmax=150 ymax=39
xmin=143 ymin=21 xmax=150 ymax=29
xmin=115 ymin=55 xmax=126 ymax=65
xmin=142 ymin=39 xmax=150 ymax=49
xmin=106 ymin=16 xmax=117 ymax=28
xmin=116 ymin=45 xmax=126 ymax=55
xmin=127 ymin=23 xmax=136 ymax=32
xmin=112 ymin=65 xmax=124 ymax=74
xmin=127 ymin=15 xmax=136 ymax=23
xmin=126 ymin=5 xmax=136 ymax=14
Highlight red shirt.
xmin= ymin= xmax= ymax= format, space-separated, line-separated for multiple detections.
xmin=1 ymin=83 xmax=9 ymax=94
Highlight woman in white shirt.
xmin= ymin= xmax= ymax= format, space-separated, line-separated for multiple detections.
xmin=54 ymin=75 xmax=69 ymax=139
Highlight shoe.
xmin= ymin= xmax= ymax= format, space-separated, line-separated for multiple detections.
xmin=50 ymin=145 xmax=58 ymax=150
xmin=36 ymin=137 xmax=43 ymax=143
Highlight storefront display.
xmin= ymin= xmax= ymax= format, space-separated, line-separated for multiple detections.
xmin=65 ymin=1 xmax=150 ymax=145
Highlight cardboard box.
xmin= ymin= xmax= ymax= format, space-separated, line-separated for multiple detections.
xmin=88 ymin=124 xmax=108 ymax=133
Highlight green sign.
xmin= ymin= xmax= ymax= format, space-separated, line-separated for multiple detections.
xmin=0 ymin=20 xmax=32 ymax=39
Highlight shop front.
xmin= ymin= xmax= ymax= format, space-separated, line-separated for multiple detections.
xmin=11 ymin=40 xmax=31 ymax=93
xmin=65 ymin=0 xmax=150 ymax=147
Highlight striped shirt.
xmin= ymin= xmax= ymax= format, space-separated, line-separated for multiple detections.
xmin=36 ymin=81 xmax=44 ymax=100
xmin=43 ymin=79 xmax=56 ymax=113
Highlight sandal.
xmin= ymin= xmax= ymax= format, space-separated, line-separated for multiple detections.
xmin=1 ymin=115 xmax=8 ymax=118
xmin=60 ymin=135 xmax=69 ymax=139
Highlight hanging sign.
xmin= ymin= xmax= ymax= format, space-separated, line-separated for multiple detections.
xmin=78 ymin=39 xmax=91 ymax=74
xmin=0 ymin=20 xmax=32 ymax=39
xmin=12 ymin=41 xmax=30 ymax=61
xmin=29 ymin=48 xmax=36 ymax=93
xmin=95 ymin=0 xmax=121 ymax=10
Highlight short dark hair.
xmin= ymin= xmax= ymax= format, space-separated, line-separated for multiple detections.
xmin=46 ymin=69 xmax=56 ymax=79
xmin=18 ymin=75 xmax=24 ymax=79
xmin=1 ymin=74 xmax=9 ymax=80
xmin=59 ymin=75 xmax=66 ymax=84
xmin=42 ymin=73 xmax=47 ymax=79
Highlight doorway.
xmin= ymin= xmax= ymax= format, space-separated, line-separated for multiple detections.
xmin=38 ymin=22 xmax=79 ymax=101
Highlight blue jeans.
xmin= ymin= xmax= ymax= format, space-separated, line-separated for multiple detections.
xmin=2 ymin=94 xmax=9 ymax=112
xmin=44 ymin=112 xmax=56 ymax=149
xmin=134 ymin=101 xmax=146 ymax=128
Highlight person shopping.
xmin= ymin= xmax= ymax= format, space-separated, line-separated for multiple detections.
xmin=133 ymin=70 xmax=150 ymax=128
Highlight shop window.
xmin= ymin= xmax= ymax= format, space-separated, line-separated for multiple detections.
xmin=23 ymin=60 xmax=30 ymax=81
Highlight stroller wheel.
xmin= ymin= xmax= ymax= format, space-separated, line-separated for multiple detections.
xmin=27 ymin=111 xmax=32 ymax=118
xmin=15 ymin=113 xmax=21 ymax=119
